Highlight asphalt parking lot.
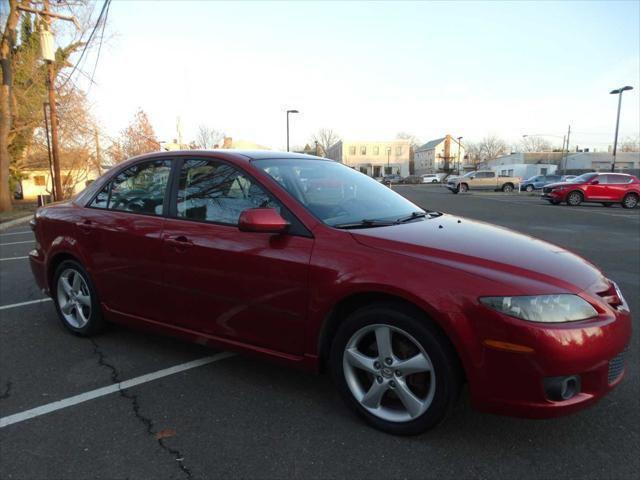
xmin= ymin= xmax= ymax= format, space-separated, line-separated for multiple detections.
xmin=1 ymin=187 xmax=638 ymax=480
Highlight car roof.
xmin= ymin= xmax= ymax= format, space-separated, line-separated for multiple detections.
xmin=120 ymin=149 xmax=329 ymax=165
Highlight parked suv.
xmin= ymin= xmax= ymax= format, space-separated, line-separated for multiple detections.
xmin=421 ymin=173 xmax=444 ymax=184
xmin=542 ymin=172 xmax=640 ymax=208
xmin=521 ymin=174 xmax=562 ymax=192
xmin=447 ymin=170 xmax=519 ymax=193
xmin=382 ymin=174 xmax=403 ymax=185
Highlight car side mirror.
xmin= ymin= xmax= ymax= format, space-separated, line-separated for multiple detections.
xmin=238 ymin=208 xmax=289 ymax=234
xmin=591 ymin=180 xmax=600 ymax=185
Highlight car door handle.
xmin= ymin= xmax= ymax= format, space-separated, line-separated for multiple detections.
xmin=166 ymin=235 xmax=193 ymax=250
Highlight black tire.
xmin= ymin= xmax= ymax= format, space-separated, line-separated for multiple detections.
xmin=525 ymin=185 xmax=534 ymax=193
xmin=502 ymin=183 xmax=514 ymax=193
xmin=52 ymin=259 xmax=105 ymax=336
xmin=622 ymin=193 xmax=638 ymax=209
xmin=432 ymin=179 xmax=438 ymax=183
xmin=566 ymin=191 xmax=583 ymax=206
xmin=329 ymin=303 xmax=462 ymax=435
xmin=459 ymin=183 xmax=468 ymax=193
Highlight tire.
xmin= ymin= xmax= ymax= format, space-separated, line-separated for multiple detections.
xmin=53 ymin=259 xmax=105 ymax=336
xmin=525 ymin=185 xmax=534 ymax=193
xmin=459 ymin=183 xmax=468 ymax=193
xmin=502 ymin=183 xmax=514 ymax=193
xmin=432 ymin=179 xmax=438 ymax=184
xmin=622 ymin=193 xmax=638 ymax=209
xmin=330 ymin=303 xmax=462 ymax=435
xmin=566 ymin=191 xmax=583 ymax=206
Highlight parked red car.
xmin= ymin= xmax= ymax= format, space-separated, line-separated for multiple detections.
xmin=29 ymin=151 xmax=631 ymax=434
xmin=542 ymin=172 xmax=640 ymax=208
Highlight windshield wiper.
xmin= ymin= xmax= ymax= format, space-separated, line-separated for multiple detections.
xmin=333 ymin=219 xmax=397 ymax=229
xmin=394 ymin=211 xmax=428 ymax=223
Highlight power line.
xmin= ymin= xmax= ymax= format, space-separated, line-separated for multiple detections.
xmin=59 ymin=0 xmax=110 ymax=90
xmin=86 ymin=0 xmax=111 ymax=96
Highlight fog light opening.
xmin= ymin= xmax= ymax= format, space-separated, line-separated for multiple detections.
xmin=544 ymin=375 xmax=581 ymax=401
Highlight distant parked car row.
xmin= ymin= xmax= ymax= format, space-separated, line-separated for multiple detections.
xmin=379 ymin=173 xmax=447 ymax=185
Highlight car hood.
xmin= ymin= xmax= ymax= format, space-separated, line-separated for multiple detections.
xmin=350 ymin=214 xmax=604 ymax=294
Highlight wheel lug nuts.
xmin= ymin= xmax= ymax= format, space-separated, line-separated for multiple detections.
xmin=389 ymin=380 xmax=396 ymax=388
xmin=395 ymin=370 xmax=401 ymax=376
xmin=384 ymin=358 xmax=392 ymax=366
xmin=374 ymin=361 xmax=381 ymax=369
xmin=376 ymin=376 xmax=383 ymax=383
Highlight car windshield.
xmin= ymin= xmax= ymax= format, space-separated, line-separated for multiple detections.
xmin=569 ymin=172 xmax=597 ymax=183
xmin=462 ymin=172 xmax=476 ymax=178
xmin=255 ymin=159 xmax=424 ymax=227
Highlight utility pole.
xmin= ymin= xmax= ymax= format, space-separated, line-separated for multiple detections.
xmin=94 ymin=127 xmax=102 ymax=176
xmin=18 ymin=1 xmax=79 ymax=201
xmin=562 ymin=125 xmax=571 ymax=172
xmin=42 ymin=102 xmax=54 ymax=199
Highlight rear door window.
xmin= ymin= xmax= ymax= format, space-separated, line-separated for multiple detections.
xmin=89 ymin=159 xmax=171 ymax=215
xmin=607 ymin=174 xmax=632 ymax=184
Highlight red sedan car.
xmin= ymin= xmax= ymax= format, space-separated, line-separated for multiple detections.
xmin=542 ymin=172 xmax=640 ymax=208
xmin=29 ymin=151 xmax=631 ymax=435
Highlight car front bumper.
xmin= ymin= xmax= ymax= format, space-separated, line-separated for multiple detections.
xmin=458 ymin=305 xmax=632 ymax=419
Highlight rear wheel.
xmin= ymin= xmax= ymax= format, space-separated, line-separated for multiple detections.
xmin=525 ymin=185 xmax=534 ymax=192
xmin=53 ymin=260 xmax=104 ymax=336
xmin=330 ymin=304 xmax=462 ymax=435
xmin=622 ymin=193 xmax=638 ymax=209
xmin=432 ymin=179 xmax=438 ymax=183
xmin=566 ymin=191 xmax=583 ymax=206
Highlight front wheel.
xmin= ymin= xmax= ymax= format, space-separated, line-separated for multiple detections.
xmin=459 ymin=183 xmax=468 ymax=193
xmin=53 ymin=260 xmax=105 ymax=336
xmin=502 ymin=183 xmax=514 ymax=193
xmin=566 ymin=191 xmax=583 ymax=206
xmin=330 ymin=304 xmax=462 ymax=435
xmin=525 ymin=185 xmax=534 ymax=193
xmin=622 ymin=193 xmax=638 ymax=209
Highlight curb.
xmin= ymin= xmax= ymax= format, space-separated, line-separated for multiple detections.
xmin=0 ymin=215 xmax=33 ymax=232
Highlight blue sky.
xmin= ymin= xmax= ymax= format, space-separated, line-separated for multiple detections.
xmin=83 ymin=0 xmax=639 ymax=150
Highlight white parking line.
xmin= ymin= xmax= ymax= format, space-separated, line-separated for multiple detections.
xmin=0 ymin=230 xmax=32 ymax=237
xmin=0 ymin=352 xmax=236 ymax=429
xmin=0 ymin=298 xmax=52 ymax=310
xmin=0 ymin=240 xmax=35 ymax=246
xmin=0 ymin=256 xmax=29 ymax=262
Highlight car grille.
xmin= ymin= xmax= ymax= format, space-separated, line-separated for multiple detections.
xmin=608 ymin=347 xmax=628 ymax=384
xmin=543 ymin=186 xmax=553 ymax=194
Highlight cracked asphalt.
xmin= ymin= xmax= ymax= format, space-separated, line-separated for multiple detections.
xmin=0 ymin=186 xmax=638 ymax=479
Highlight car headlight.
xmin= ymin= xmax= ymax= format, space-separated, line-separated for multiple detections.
xmin=480 ymin=294 xmax=598 ymax=323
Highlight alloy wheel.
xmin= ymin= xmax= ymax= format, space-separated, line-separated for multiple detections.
xmin=459 ymin=184 xmax=468 ymax=193
xmin=342 ymin=324 xmax=436 ymax=423
xmin=57 ymin=268 xmax=92 ymax=328
xmin=623 ymin=195 xmax=638 ymax=209
xmin=568 ymin=192 xmax=582 ymax=206
xmin=526 ymin=185 xmax=534 ymax=192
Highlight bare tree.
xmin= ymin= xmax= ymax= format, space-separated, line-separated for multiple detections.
xmin=465 ymin=142 xmax=482 ymax=166
xmin=310 ymin=128 xmax=340 ymax=154
xmin=112 ymin=109 xmax=159 ymax=163
xmin=396 ymin=132 xmax=421 ymax=149
xmin=195 ymin=125 xmax=225 ymax=149
xmin=520 ymin=136 xmax=553 ymax=152
xmin=620 ymin=136 xmax=640 ymax=152
xmin=478 ymin=135 xmax=508 ymax=162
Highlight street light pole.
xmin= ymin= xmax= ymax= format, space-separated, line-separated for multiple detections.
xmin=286 ymin=109 xmax=299 ymax=152
xmin=386 ymin=147 xmax=391 ymax=174
xmin=456 ymin=136 xmax=463 ymax=175
xmin=609 ymin=86 xmax=633 ymax=172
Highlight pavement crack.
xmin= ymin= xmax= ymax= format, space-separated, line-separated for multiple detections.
xmin=0 ymin=380 xmax=12 ymax=400
xmin=89 ymin=339 xmax=194 ymax=479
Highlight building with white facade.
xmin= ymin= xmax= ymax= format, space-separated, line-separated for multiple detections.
xmin=325 ymin=139 xmax=411 ymax=177
xmin=414 ymin=135 xmax=465 ymax=175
